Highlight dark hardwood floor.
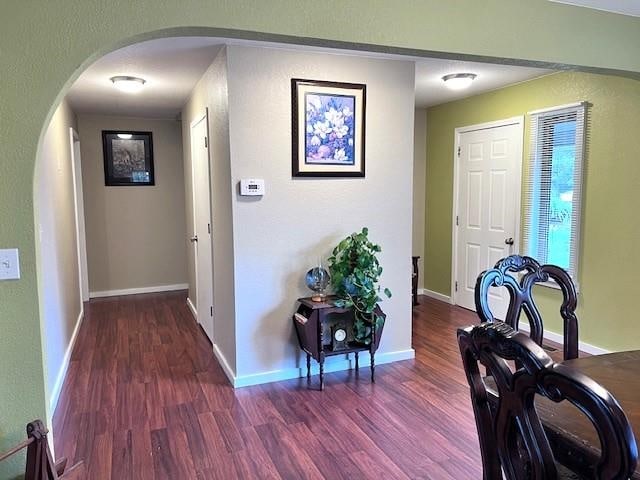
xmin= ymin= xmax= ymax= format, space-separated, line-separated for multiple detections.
xmin=53 ymin=292 xmax=486 ymax=479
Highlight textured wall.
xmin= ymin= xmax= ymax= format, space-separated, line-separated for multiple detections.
xmin=77 ymin=115 xmax=188 ymax=294
xmin=424 ymin=71 xmax=640 ymax=351
xmin=2 ymin=1 xmax=640 ymax=476
xmin=34 ymin=99 xmax=81 ymax=424
xmin=226 ymin=45 xmax=415 ymax=379
xmin=181 ymin=47 xmax=237 ymax=374
xmin=413 ymin=109 xmax=427 ymax=289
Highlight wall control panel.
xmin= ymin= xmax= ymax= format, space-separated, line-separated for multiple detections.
xmin=0 ymin=248 xmax=21 ymax=280
xmin=240 ymin=178 xmax=265 ymax=196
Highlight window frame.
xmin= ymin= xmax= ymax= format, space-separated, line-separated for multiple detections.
xmin=523 ymin=102 xmax=587 ymax=290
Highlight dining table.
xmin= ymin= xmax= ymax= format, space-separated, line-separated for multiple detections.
xmin=535 ymin=350 xmax=640 ymax=479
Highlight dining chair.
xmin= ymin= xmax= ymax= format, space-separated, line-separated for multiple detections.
xmin=475 ymin=255 xmax=579 ymax=361
xmin=0 ymin=419 xmax=85 ymax=479
xmin=458 ymin=322 xmax=638 ymax=480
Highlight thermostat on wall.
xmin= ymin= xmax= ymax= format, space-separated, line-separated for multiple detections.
xmin=240 ymin=178 xmax=265 ymax=196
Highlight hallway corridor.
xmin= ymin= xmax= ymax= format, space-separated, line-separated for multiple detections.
xmin=53 ymin=292 xmax=482 ymax=479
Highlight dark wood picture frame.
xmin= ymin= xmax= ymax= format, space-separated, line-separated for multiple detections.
xmin=102 ymin=130 xmax=155 ymax=186
xmin=292 ymin=78 xmax=366 ymax=177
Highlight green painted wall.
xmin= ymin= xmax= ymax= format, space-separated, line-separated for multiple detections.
xmin=1 ymin=1 xmax=640 ymax=477
xmin=424 ymin=71 xmax=640 ymax=351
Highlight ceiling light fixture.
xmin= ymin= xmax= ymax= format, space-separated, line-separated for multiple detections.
xmin=110 ymin=76 xmax=146 ymax=93
xmin=442 ymin=73 xmax=477 ymax=90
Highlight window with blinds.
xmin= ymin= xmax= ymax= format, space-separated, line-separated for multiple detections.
xmin=523 ymin=102 xmax=587 ymax=283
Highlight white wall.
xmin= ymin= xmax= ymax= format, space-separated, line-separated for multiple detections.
xmin=182 ymin=47 xmax=237 ymax=375
xmin=413 ymin=108 xmax=427 ymax=290
xmin=77 ymin=115 xmax=188 ymax=295
xmin=34 ymin=99 xmax=81 ymax=417
xmin=226 ymin=45 xmax=416 ymax=383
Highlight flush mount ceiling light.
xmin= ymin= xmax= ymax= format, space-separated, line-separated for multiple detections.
xmin=442 ymin=73 xmax=477 ymax=90
xmin=110 ymin=76 xmax=146 ymax=93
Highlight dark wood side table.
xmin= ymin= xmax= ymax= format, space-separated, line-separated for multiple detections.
xmin=412 ymin=256 xmax=420 ymax=306
xmin=292 ymin=296 xmax=385 ymax=390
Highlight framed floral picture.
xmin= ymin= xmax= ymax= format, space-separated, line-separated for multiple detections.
xmin=102 ymin=130 xmax=155 ymax=186
xmin=291 ymin=79 xmax=366 ymax=177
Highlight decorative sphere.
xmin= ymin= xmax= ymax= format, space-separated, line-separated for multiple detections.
xmin=305 ymin=267 xmax=330 ymax=293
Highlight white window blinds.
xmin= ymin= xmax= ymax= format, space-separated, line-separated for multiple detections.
xmin=523 ymin=102 xmax=587 ymax=282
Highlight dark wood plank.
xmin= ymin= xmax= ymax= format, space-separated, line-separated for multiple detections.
xmin=53 ymin=291 xmax=512 ymax=479
xmin=150 ymin=428 xmax=180 ymax=480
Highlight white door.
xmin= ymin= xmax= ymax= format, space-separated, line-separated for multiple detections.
xmin=70 ymin=128 xmax=89 ymax=303
xmin=190 ymin=112 xmax=214 ymax=342
xmin=454 ymin=119 xmax=523 ymax=319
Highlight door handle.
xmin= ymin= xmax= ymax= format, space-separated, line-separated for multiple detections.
xmin=190 ymin=235 xmax=198 ymax=243
xmin=505 ymin=237 xmax=514 ymax=246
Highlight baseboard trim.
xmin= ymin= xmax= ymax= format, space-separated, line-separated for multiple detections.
xmin=186 ymin=297 xmax=197 ymax=321
xmin=89 ymin=283 xmax=188 ymax=298
xmin=419 ymin=288 xmax=452 ymax=304
xmin=517 ymin=322 xmax=609 ymax=356
xmin=233 ymin=348 xmax=415 ymax=388
xmin=212 ymin=343 xmax=236 ymax=386
xmin=578 ymin=340 xmax=609 ymax=356
xmin=50 ymin=308 xmax=84 ymax=414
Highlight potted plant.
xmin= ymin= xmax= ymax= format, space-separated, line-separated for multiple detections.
xmin=327 ymin=227 xmax=392 ymax=345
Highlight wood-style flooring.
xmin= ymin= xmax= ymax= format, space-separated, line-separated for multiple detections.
xmin=53 ymin=292 xmax=487 ymax=479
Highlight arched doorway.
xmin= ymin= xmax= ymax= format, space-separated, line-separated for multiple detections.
xmin=2 ymin=4 xmax=637 ymax=477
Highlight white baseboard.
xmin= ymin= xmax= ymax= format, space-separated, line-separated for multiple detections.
xmin=233 ymin=348 xmax=415 ymax=388
xmin=50 ymin=308 xmax=84 ymax=414
xmin=419 ymin=288 xmax=452 ymax=304
xmin=517 ymin=322 xmax=609 ymax=356
xmin=89 ymin=283 xmax=188 ymax=298
xmin=577 ymin=340 xmax=609 ymax=356
xmin=186 ymin=297 xmax=197 ymax=321
xmin=212 ymin=343 xmax=236 ymax=385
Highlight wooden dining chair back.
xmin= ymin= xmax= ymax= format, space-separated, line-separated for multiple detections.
xmin=475 ymin=255 xmax=579 ymax=360
xmin=0 ymin=419 xmax=85 ymax=480
xmin=458 ymin=322 xmax=638 ymax=480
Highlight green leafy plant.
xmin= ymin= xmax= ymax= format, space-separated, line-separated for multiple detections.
xmin=327 ymin=227 xmax=392 ymax=344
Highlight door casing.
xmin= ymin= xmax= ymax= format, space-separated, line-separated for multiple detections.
xmin=189 ymin=110 xmax=214 ymax=342
xmin=69 ymin=128 xmax=89 ymax=303
xmin=451 ymin=116 xmax=524 ymax=310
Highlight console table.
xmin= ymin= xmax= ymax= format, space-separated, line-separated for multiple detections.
xmin=293 ymin=296 xmax=385 ymax=390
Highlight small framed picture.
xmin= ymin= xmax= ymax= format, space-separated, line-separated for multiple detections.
xmin=291 ymin=79 xmax=366 ymax=177
xmin=102 ymin=130 xmax=154 ymax=186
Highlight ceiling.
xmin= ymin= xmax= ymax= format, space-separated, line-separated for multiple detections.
xmin=67 ymin=37 xmax=552 ymax=118
xmin=67 ymin=37 xmax=223 ymax=118
xmin=414 ymin=59 xmax=550 ymax=108
xmin=549 ymin=0 xmax=640 ymax=17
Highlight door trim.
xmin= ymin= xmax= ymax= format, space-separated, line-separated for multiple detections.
xmin=189 ymin=109 xmax=211 ymax=328
xmin=69 ymin=128 xmax=89 ymax=303
xmin=451 ymin=116 xmax=524 ymax=308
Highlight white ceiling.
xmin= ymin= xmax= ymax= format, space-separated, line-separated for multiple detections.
xmin=549 ymin=0 xmax=640 ymax=17
xmin=67 ymin=37 xmax=552 ymax=117
xmin=414 ymin=59 xmax=550 ymax=108
xmin=67 ymin=37 xmax=223 ymax=118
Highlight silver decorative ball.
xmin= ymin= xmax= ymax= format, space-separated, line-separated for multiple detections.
xmin=305 ymin=267 xmax=330 ymax=294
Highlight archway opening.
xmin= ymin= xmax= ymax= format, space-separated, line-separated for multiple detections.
xmin=33 ymin=26 xmax=640 ymax=477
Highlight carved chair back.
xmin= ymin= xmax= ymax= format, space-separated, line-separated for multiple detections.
xmin=458 ymin=322 xmax=638 ymax=480
xmin=475 ymin=255 xmax=579 ymax=360
xmin=0 ymin=419 xmax=85 ymax=480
